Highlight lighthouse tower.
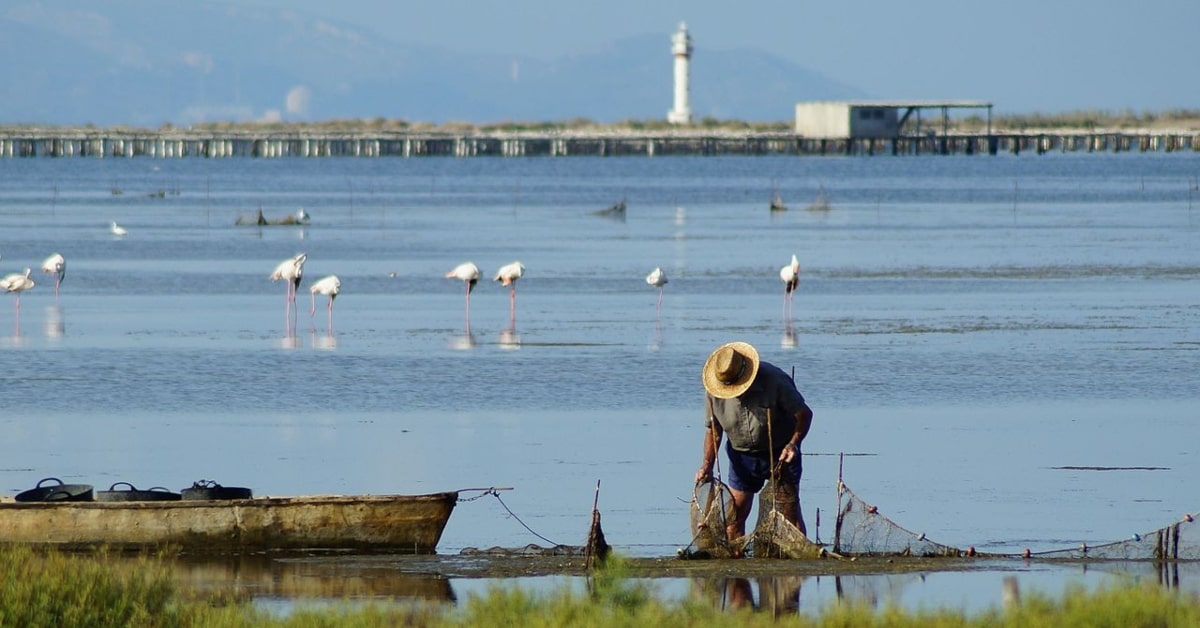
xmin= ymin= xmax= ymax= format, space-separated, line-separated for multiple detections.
xmin=667 ymin=22 xmax=693 ymax=125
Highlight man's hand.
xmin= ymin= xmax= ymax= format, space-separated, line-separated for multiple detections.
xmin=695 ymin=466 xmax=713 ymax=484
xmin=778 ymin=442 xmax=799 ymax=463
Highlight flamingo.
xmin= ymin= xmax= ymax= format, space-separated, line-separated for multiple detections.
xmin=493 ymin=261 xmax=525 ymax=320
xmin=646 ymin=267 xmax=668 ymax=314
xmin=270 ymin=253 xmax=307 ymax=329
xmin=0 ymin=268 xmax=35 ymax=311
xmin=779 ymin=254 xmax=800 ymax=318
xmin=445 ymin=261 xmax=480 ymax=319
xmin=110 ymin=221 xmax=128 ymax=236
xmin=309 ymin=274 xmax=340 ymax=329
xmin=40 ymin=253 xmax=66 ymax=298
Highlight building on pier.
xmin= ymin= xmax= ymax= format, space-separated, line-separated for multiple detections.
xmin=795 ymin=100 xmax=994 ymax=139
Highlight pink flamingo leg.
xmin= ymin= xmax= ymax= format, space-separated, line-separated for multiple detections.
xmin=284 ymin=283 xmax=294 ymax=335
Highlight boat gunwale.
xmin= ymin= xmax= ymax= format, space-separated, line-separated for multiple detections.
xmin=0 ymin=491 xmax=460 ymax=509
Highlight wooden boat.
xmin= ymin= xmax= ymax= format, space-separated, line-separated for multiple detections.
xmin=0 ymin=491 xmax=458 ymax=554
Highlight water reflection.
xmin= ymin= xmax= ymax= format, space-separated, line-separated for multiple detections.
xmin=449 ymin=324 xmax=477 ymax=351
xmin=0 ymin=331 xmax=27 ymax=347
xmin=781 ymin=321 xmax=796 ymax=350
xmin=832 ymin=573 xmax=922 ymax=609
xmin=164 ymin=555 xmax=456 ymax=604
xmin=312 ymin=331 xmax=338 ymax=351
xmin=149 ymin=556 xmax=1200 ymax=615
xmin=648 ymin=321 xmax=663 ymax=351
xmin=692 ymin=576 xmax=803 ymax=617
xmin=43 ymin=305 xmax=65 ymax=339
xmin=276 ymin=335 xmax=301 ymax=350
xmin=499 ymin=325 xmax=520 ymax=350
xmin=6 ymin=310 xmax=23 ymax=341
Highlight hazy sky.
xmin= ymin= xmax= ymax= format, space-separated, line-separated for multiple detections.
xmin=227 ymin=0 xmax=1196 ymax=114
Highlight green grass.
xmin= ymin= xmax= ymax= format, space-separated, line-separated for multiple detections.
xmin=3 ymin=547 xmax=1199 ymax=627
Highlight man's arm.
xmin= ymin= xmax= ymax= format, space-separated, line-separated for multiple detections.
xmin=696 ymin=397 xmax=723 ymax=482
xmin=779 ymin=404 xmax=812 ymax=463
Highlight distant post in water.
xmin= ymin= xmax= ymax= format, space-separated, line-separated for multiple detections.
xmin=667 ymin=22 xmax=693 ymax=125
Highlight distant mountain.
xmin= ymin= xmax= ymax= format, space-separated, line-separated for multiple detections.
xmin=0 ymin=1 xmax=868 ymax=126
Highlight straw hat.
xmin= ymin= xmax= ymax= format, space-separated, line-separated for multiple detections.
xmin=702 ymin=341 xmax=760 ymax=399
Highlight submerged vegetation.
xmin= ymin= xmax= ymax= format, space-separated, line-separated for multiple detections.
xmin=3 ymin=546 xmax=1200 ymax=627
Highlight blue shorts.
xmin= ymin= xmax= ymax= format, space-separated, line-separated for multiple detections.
xmin=725 ymin=442 xmax=801 ymax=494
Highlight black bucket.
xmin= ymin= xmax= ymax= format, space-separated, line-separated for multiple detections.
xmin=181 ymin=479 xmax=252 ymax=501
xmin=15 ymin=477 xmax=94 ymax=503
xmin=96 ymin=482 xmax=182 ymax=502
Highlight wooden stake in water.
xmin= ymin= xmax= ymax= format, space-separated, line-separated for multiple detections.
xmin=584 ymin=480 xmax=609 ymax=569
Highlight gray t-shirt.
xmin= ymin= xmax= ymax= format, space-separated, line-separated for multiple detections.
xmin=706 ymin=361 xmax=807 ymax=455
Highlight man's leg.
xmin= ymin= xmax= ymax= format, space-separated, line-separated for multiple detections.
xmin=772 ymin=480 xmax=807 ymax=536
xmin=727 ymin=486 xmax=754 ymax=542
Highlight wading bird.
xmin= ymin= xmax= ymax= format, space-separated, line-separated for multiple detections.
xmin=779 ymin=254 xmax=800 ymax=319
xmin=446 ymin=262 xmax=481 ymax=319
xmin=110 ymin=221 xmax=128 ymax=236
xmin=270 ymin=253 xmax=307 ymax=328
xmin=494 ymin=261 xmax=525 ymax=321
xmin=309 ymin=274 xmax=340 ymax=330
xmin=646 ymin=267 xmax=668 ymax=314
xmin=0 ymin=268 xmax=35 ymax=311
xmin=40 ymin=253 xmax=66 ymax=298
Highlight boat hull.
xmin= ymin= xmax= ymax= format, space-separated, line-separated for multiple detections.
xmin=0 ymin=492 xmax=458 ymax=554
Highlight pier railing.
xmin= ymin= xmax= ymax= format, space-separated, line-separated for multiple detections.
xmin=0 ymin=129 xmax=1196 ymax=158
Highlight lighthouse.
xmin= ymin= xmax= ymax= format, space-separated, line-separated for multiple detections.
xmin=667 ymin=22 xmax=693 ymax=125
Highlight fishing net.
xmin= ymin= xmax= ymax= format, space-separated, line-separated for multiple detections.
xmin=683 ymin=465 xmax=1200 ymax=561
xmin=458 ymin=544 xmax=586 ymax=556
xmin=686 ymin=479 xmax=742 ymax=558
xmin=832 ymin=477 xmax=1200 ymax=560
xmin=752 ymin=480 xmax=823 ymax=559
xmin=584 ymin=506 xmax=610 ymax=568
xmin=685 ymin=479 xmax=823 ymax=559
xmin=1028 ymin=518 xmax=1200 ymax=560
xmin=833 ymin=479 xmax=971 ymax=557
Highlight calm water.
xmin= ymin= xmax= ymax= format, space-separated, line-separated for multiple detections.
xmin=1 ymin=153 xmax=1198 ymax=613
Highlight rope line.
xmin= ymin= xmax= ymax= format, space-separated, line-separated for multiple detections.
xmin=490 ymin=491 xmax=561 ymax=547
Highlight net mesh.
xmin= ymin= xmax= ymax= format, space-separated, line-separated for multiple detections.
xmin=688 ymin=479 xmax=742 ymax=558
xmin=833 ymin=479 xmax=974 ymax=557
xmin=687 ymin=479 xmax=823 ymax=559
xmin=833 ymin=478 xmax=1200 ymax=560
xmin=686 ymin=467 xmax=1200 ymax=561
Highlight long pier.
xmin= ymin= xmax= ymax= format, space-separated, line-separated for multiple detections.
xmin=0 ymin=129 xmax=1197 ymax=158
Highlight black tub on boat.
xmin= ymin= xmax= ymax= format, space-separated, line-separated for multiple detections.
xmin=15 ymin=477 xmax=94 ymax=502
xmin=181 ymin=480 xmax=252 ymax=501
xmin=97 ymin=482 xmax=182 ymax=502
